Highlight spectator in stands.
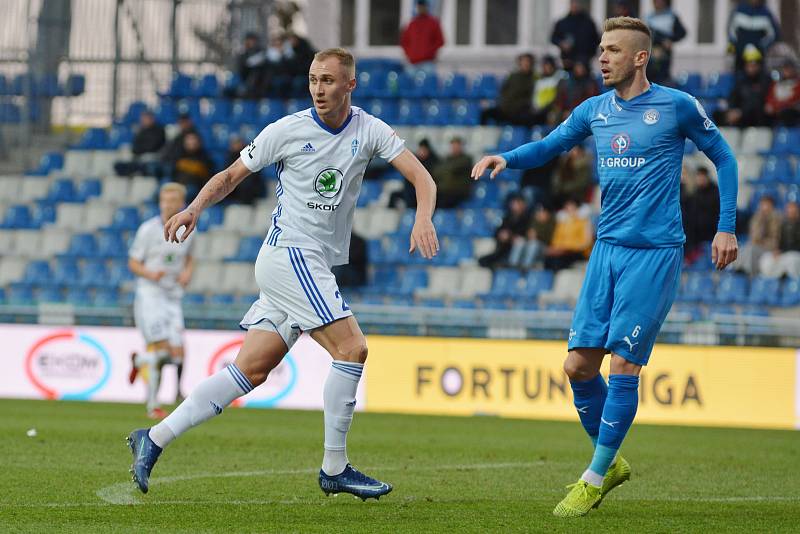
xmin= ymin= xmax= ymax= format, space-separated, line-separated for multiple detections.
xmin=480 ymin=53 xmax=536 ymax=125
xmin=531 ymin=55 xmax=565 ymax=126
xmin=223 ymin=137 xmax=266 ymax=205
xmin=723 ymin=47 xmax=771 ymax=127
xmin=161 ymin=113 xmax=198 ymax=170
xmin=479 ymin=193 xmax=530 ymax=268
xmin=263 ymin=33 xmax=292 ymax=97
xmin=433 ymin=137 xmax=473 ymax=209
xmin=284 ymin=32 xmax=317 ymax=96
xmin=610 ymin=0 xmax=633 ymax=17
xmin=390 ymin=138 xmax=438 ymax=209
xmin=646 ymin=0 xmax=687 ymax=85
xmin=550 ymin=1 xmax=600 ymax=72
xmin=554 ymin=59 xmax=598 ymax=122
xmin=728 ymin=0 xmax=780 ymax=72
xmin=551 ymin=145 xmax=592 ymax=209
xmin=332 ymin=231 xmax=368 ymax=288
xmin=114 ymin=110 xmax=166 ymax=176
xmin=681 ymin=166 xmax=720 ymax=258
xmin=170 ymin=132 xmax=214 ymax=195
xmin=735 ymin=195 xmax=781 ymax=274
xmin=509 ymin=205 xmax=556 ymax=269
xmin=544 ymin=199 xmax=593 ymax=271
xmin=765 ymin=60 xmax=800 ymax=127
xmin=760 ymin=201 xmax=800 ymax=278
xmin=237 ymin=31 xmax=267 ymax=98
xmin=400 ymin=0 xmax=444 ymax=73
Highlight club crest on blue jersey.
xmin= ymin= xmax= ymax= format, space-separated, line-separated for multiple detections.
xmin=351 ymin=138 xmax=359 ymax=156
xmin=610 ymin=133 xmax=631 ymax=155
xmin=642 ymin=109 xmax=659 ymax=125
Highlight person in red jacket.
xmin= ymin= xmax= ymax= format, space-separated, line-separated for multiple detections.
xmin=400 ymin=0 xmax=444 ymax=72
xmin=766 ymin=60 xmax=800 ymax=127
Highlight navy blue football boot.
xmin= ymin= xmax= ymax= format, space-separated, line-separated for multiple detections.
xmin=127 ymin=428 xmax=162 ymax=494
xmin=319 ymin=464 xmax=392 ymax=501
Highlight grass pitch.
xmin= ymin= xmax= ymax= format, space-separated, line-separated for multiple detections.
xmin=1 ymin=398 xmax=798 ymax=533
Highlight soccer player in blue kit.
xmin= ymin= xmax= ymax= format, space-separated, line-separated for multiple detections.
xmin=472 ymin=17 xmax=739 ymax=517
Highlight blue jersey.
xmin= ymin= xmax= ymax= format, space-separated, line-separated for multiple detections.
xmin=500 ymin=83 xmax=737 ymax=248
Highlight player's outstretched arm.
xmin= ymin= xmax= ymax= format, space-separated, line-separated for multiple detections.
xmin=390 ymin=149 xmax=439 ymax=259
xmin=164 ymin=158 xmax=251 ymax=243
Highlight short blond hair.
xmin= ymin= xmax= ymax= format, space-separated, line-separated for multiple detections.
xmin=160 ymin=182 xmax=187 ymax=199
xmin=313 ymin=47 xmax=356 ymax=78
xmin=604 ymin=16 xmax=651 ymax=43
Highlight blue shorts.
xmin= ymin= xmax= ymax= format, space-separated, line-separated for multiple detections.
xmin=568 ymin=240 xmax=682 ymax=366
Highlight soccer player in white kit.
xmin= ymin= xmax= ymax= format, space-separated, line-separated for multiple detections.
xmin=127 ymin=48 xmax=440 ymax=499
xmin=128 ymin=182 xmax=195 ymax=418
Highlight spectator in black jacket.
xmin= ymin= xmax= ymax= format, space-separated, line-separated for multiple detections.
xmin=169 ymin=132 xmax=214 ymax=195
xmin=389 ymin=138 xmax=439 ymax=209
xmin=550 ymin=1 xmax=600 ymax=72
xmin=646 ymin=0 xmax=687 ymax=85
xmin=479 ymin=194 xmax=530 ymax=268
xmin=723 ymin=50 xmax=771 ymax=127
xmin=681 ymin=166 xmax=720 ymax=257
xmin=332 ymin=231 xmax=368 ymax=288
xmin=223 ymin=137 xmax=266 ymax=205
xmin=728 ymin=0 xmax=780 ymax=72
xmin=480 ymin=53 xmax=535 ymax=125
xmin=237 ymin=32 xmax=266 ymax=98
xmin=113 ymin=110 xmax=166 ymax=176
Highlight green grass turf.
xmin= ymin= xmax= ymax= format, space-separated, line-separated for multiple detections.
xmin=0 ymin=398 xmax=798 ymax=533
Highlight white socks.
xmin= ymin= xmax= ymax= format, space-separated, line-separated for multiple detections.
xmin=140 ymin=349 xmax=171 ymax=412
xmin=581 ymin=468 xmax=604 ymax=487
xmin=322 ymin=361 xmax=364 ymax=476
xmin=148 ymin=364 xmax=253 ymax=448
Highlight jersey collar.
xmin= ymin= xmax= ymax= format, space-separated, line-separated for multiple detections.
xmin=311 ymin=107 xmax=354 ymax=135
xmin=612 ymin=83 xmax=656 ymax=109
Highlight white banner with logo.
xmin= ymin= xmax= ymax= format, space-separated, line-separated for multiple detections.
xmin=0 ymin=324 xmax=365 ymax=410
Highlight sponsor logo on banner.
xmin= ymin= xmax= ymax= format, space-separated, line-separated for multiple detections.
xmin=207 ymin=338 xmax=297 ymax=407
xmin=25 ymin=330 xmax=111 ymax=400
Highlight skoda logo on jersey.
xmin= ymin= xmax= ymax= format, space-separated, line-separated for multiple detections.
xmin=642 ymin=109 xmax=659 ymax=125
xmin=611 ymin=133 xmax=631 ymax=155
xmin=314 ymin=167 xmax=344 ymax=199
xmin=351 ymin=138 xmax=359 ymax=157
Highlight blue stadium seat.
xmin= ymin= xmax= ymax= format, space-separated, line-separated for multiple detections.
xmin=284 ymin=99 xmax=304 ymax=115
xmin=699 ymin=71 xmax=734 ymax=99
xmin=228 ymin=237 xmax=262 ymax=262
xmin=378 ymin=71 xmax=403 ymax=98
xmin=758 ymin=156 xmax=795 ymax=184
xmin=440 ymin=236 xmax=473 ymax=265
xmin=176 ymin=99 xmax=202 ymax=123
xmin=367 ymin=265 xmax=400 ymax=289
xmin=440 ymin=73 xmax=467 ymax=98
xmin=1 ymin=205 xmax=35 ymax=229
xmin=204 ymin=99 xmax=232 ymax=126
xmin=417 ymin=297 xmax=445 ymax=308
xmin=196 ymin=205 xmax=224 ymax=231
xmin=72 ymin=128 xmax=109 ymax=150
xmin=747 ymin=276 xmax=780 ymax=306
xmin=382 ymin=239 xmax=410 ymax=264
xmin=141 ymin=203 xmax=159 ymax=221
xmin=184 ymin=293 xmax=206 ymax=306
xmin=26 ymin=151 xmax=64 ymax=176
xmin=396 ymin=99 xmax=424 ymax=126
xmin=62 ymin=233 xmax=99 ymax=258
xmin=388 ymin=267 xmax=428 ymax=295
xmin=22 ymin=260 xmax=53 ymax=285
xmin=680 ymin=272 xmax=714 ymax=302
xmin=162 ymin=72 xmax=192 ymax=98
xmin=31 ymin=201 xmax=56 ymax=227
xmin=53 ymin=258 xmax=80 ymax=286
xmin=471 ymin=73 xmax=499 ymax=99
xmin=411 ymin=72 xmax=439 ymax=98
xmin=458 ymin=209 xmax=493 ymax=237
xmin=259 ymin=99 xmax=287 ymax=124
xmin=423 ymin=99 xmax=451 ymax=125
xmin=432 ymin=210 xmax=459 ymax=236
xmin=65 ymin=74 xmax=86 ymax=97
xmin=356 ymin=180 xmax=382 ymax=207
xmin=39 ymin=285 xmax=66 ymax=304
xmin=714 ymin=272 xmax=749 ymax=304
xmin=192 ymin=74 xmax=219 ymax=98
xmin=488 ymin=268 xmax=523 ymax=297
xmin=230 ymin=100 xmax=258 ymax=127
xmin=524 ymin=270 xmax=554 ymax=297
xmin=675 ymin=72 xmax=702 ymax=96
xmin=108 ymin=125 xmax=134 ymax=148
xmin=47 ymin=179 xmax=78 ymax=203
xmin=357 ymin=70 xmax=387 ymax=98
xmin=450 ymin=99 xmax=480 ymax=126
xmin=464 ymin=182 xmax=500 ymax=208
xmin=482 ymin=295 xmax=511 ymax=310
xmin=765 ymin=128 xmax=800 ymax=157
xmin=80 ymin=259 xmax=110 ymax=288
xmin=66 ymin=287 xmax=92 ymax=306
xmin=77 ymin=179 xmax=102 ymax=201
xmin=94 ymin=288 xmax=120 ymax=307
xmin=364 ymin=99 xmax=398 ymax=124
xmin=780 ymin=278 xmax=800 ymax=307
xmin=221 ymin=71 xmax=241 ymax=95
xmin=108 ymin=260 xmax=134 ymax=286
xmin=209 ymin=294 xmax=235 ymax=306
xmin=108 ymin=206 xmax=141 ymax=231
xmin=38 ymin=73 xmax=61 ymax=97
xmin=154 ymin=100 xmax=178 ymax=125
xmin=122 ymin=101 xmax=148 ymax=126
xmin=451 ymin=298 xmax=477 ymax=309
xmin=210 ymin=124 xmax=234 ymax=150
xmin=7 ymin=284 xmax=35 ymax=305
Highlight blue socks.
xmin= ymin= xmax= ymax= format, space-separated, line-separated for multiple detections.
xmin=585 ymin=374 xmax=640 ymax=483
xmin=569 ymin=374 xmax=608 ymax=447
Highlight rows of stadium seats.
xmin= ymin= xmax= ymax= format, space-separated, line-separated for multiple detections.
xmin=0 ymin=73 xmax=86 ymax=123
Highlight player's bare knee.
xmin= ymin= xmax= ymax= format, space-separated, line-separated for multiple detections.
xmin=563 ymin=354 xmax=595 ymax=381
xmin=335 ymin=335 xmax=368 ymax=363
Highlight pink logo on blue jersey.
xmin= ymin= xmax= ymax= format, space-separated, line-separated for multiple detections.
xmin=611 ymin=133 xmax=631 ymax=155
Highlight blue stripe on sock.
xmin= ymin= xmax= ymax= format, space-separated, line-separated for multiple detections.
xmin=288 ymin=248 xmax=328 ymax=323
xmin=230 ymin=364 xmax=254 ymax=392
xmin=296 ymin=249 xmax=334 ymax=321
xmin=332 ymin=362 xmax=363 ymax=378
xmin=227 ymin=365 xmax=251 ymax=393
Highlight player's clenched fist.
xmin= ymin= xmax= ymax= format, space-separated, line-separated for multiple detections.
xmin=471 ymin=155 xmax=507 ymax=180
xmin=164 ymin=209 xmax=198 ymax=243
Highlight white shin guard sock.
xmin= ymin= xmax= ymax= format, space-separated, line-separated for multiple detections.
xmin=145 ymin=354 xmax=161 ymax=412
xmin=322 ymin=361 xmax=364 ymax=476
xmin=148 ymin=364 xmax=254 ymax=448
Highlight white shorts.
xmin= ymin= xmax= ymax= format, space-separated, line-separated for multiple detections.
xmin=240 ymin=245 xmax=353 ymax=350
xmin=134 ymin=290 xmax=184 ymax=347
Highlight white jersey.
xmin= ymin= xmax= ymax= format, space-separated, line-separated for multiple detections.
xmin=129 ymin=216 xmax=195 ymax=299
xmin=240 ymin=106 xmax=405 ymax=266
